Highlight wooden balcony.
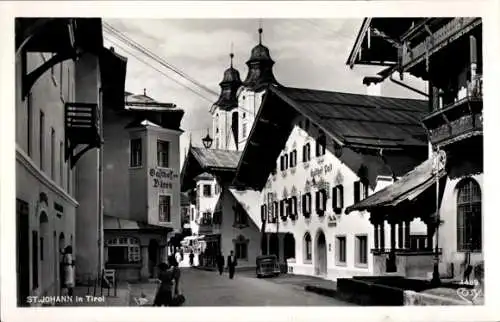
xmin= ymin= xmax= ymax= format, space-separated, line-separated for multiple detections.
xmin=400 ymin=18 xmax=482 ymax=73
xmin=422 ymin=78 xmax=483 ymax=147
xmin=65 ymin=102 xmax=101 ymax=168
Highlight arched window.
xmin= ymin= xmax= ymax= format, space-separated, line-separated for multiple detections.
xmin=457 ymin=179 xmax=482 ymax=252
xmin=304 ymin=232 xmax=312 ymax=262
xmin=284 ymin=233 xmax=296 ymax=259
xmin=106 ymin=237 xmax=141 ymax=264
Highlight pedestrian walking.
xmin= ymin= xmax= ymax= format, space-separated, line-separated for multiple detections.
xmin=216 ymin=252 xmax=225 ymax=275
xmin=227 ymin=250 xmax=237 ymax=279
xmin=189 ymin=251 xmax=194 ymax=267
xmin=175 ymin=249 xmax=182 ymax=265
xmin=61 ymin=246 xmax=75 ymax=296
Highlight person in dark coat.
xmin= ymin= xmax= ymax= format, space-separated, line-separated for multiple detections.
xmin=227 ymin=250 xmax=237 ymax=279
xmin=216 ymin=252 xmax=225 ymax=275
xmin=189 ymin=251 xmax=195 ymax=267
xmin=153 ymin=262 xmax=173 ymax=306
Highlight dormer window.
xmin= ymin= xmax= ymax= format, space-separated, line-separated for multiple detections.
xmin=289 ymin=150 xmax=297 ymax=168
xmin=316 ymin=133 xmax=326 ymax=157
xmin=354 ymin=180 xmax=369 ymax=203
xmin=332 ymin=185 xmax=344 ymax=213
xmin=302 ymin=143 xmax=311 ymax=162
xmin=315 ymin=189 xmax=327 ymax=216
xmin=302 ymin=193 xmax=312 ymax=218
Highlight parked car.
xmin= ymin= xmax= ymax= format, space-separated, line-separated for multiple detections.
xmin=256 ymin=255 xmax=280 ymax=278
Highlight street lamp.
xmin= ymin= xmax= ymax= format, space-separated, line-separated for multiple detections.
xmin=431 ymin=149 xmax=446 ymax=286
xmin=202 ymin=128 xmax=213 ymax=149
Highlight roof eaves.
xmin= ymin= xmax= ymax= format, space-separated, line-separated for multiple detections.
xmin=346 ymin=18 xmax=372 ymax=68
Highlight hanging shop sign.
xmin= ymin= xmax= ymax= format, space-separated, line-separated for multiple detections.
xmin=149 ymin=168 xmax=178 ymax=189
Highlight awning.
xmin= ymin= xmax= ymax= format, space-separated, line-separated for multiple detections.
xmin=345 ymin=158 xmax=446 ymax=214
xmin=228 ymin=188 xmax=261 ymax=227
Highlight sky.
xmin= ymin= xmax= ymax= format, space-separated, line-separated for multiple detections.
xmin=103 ymin=18 xmax=427 ymax=167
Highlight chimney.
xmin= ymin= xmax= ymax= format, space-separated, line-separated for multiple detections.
xmin=367 ymin=83 xmax=381 ymax=96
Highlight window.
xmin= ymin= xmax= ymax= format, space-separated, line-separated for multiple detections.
xmin=106 ymin=237 xmax=141 ymax=264
xmin=203 ymin=184 xmax=212 ymax=197
xmin=289 ymin=150 xmax=297 ymax=168
xmin=354 ymin=180 xmax=369 ymax=203
xmin=261 ymin=204 xmax=268 ymax=223
xmin=268 ymin=201 xmax=278 ymax=223
xmin=213 ymin=211 xmax=222 ymax=225
xmin=280 ymin=154 xmax=289 ymax=171
xmin=235 ymin=236 xmax=248 ymax=260
xmin=159 ymin=195 xmax=171 ymax=222
xmin=130 ymin=138 xmax=142 ymax=167
xmin=457 ymin=179 xmax=482 ymax=252
xmin=316 ymin=133 xmax=326 ymax=157
xmin=59 ymin=61 xmax=64 ymax=98
xmin=279 ymin=199 xmax=288 ymax=221
xmin=304 ymin=233 xmax=312 ymax=262
xmin=409 ymin=235 xmax=427 ymax=251
xmin=234 ymin=205 xmax=248 ymax=226
xmin=66 ymin=162 xmax=71 ymax=194
xmin=242 ymin=123 xmax=247 ymax=138
xmin=59 ymin=141 xmax=64 ymax=186
xmin=336 ymin=236 xmax=347 ymax=264
xmin=32 ymin=230 xmax=38 ymax=289
xmin=216 ymin=138 xmax=219 ymax=149
xmin=202 ymin=212 xmax=212 ymax=225
xmin=50 ymin=128 xmax=55 ymax=180
xmin=288 ymin=197 xmax=298 ymax=220
xmin=39 ymin=111 xmax=45 ymax=170
xmin=332 ymin=185 xmax=344 ymax=212
xmin=302 ymin=193 xmax=312 ymax=217
xmin=302 ymin=143 xmax=311 ymax=162
xmin=315 ymin=189 xmax=327 ymax=216
xmin=355 ymin=235 xmax=368 ymax=266
xmin=27 ymin=93 xmax=33 ymax=157
xmin=157 ymin=140 xmax=170 ymax=168
xmin=191 ymin=208 xmax=195 ymax=221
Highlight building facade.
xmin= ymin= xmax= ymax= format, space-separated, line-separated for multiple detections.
xmin=346 ymin=18 xmax=483 ymax=282
xmin=15 ymin=18 xmax=126 ymax=305
xmin=102 ymin=89 xmax=184 ymax=281
xmin=234 ymin=86 xmax=430 ymax=280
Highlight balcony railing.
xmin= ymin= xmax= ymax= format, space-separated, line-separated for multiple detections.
xmin=65 ymin=102 xmax=101 ymax=168
xmin=422 ymin=76 xmax=483 ymax=146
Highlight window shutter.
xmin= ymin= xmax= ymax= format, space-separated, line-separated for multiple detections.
xmin=302 ymin=145 xmax=306 ymax=162
xmin=354 ymin=181 xmax=360 ymax=203
xmin=261 ymin=205 xmax=267 ymax=222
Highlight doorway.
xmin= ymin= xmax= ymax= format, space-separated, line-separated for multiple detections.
xmin=39 ymin=212 xmax=49 ymax=294
xmin=315 ymin=230 xmax=327 ymax=276
xmin=16 ymin=199 xmax=30 ymax=306
xmin=148 ymin=239 xmax=159 ymax=278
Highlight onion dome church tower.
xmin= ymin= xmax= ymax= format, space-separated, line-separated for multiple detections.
xmin=210 ymin=51 xmax=242 ymax=150
xmin=242 ymin=27 xmax=279 ymax=91
xmin=235 ymin=26 xmax=279 ymax=151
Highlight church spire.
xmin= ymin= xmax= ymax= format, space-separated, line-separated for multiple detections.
xmin=212 ymin=46 xmax=242 ymax=111
xmin=242 ymin=21 xmax=279 ymax=91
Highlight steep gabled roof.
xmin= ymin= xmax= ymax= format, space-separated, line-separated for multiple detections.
xmin=180 ymin=146 xmax=242 ymax=191
xmin=234 ymin=85 xmax=429 ymax=190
